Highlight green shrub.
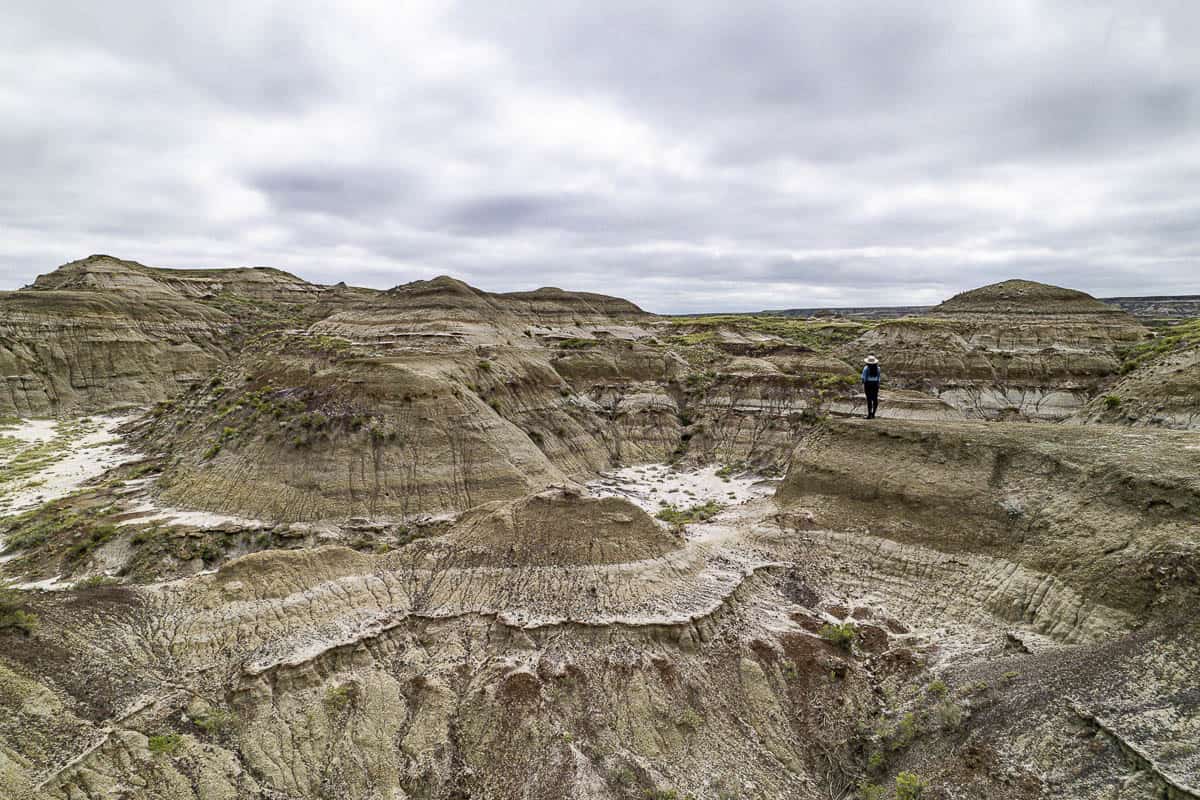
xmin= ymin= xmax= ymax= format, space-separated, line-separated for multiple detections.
xmin=147 ymin=733 xmax=182 ymax=755
xmin=819 ymin=622 xmax=857 ymax=651
xmin=936 ymin=700 xmax=964 ymax=730
xmin=895 ymin=772 xmax=928 ymax=800
xmin=925 ymin=679 xmax=948 ymax=698
xmin=477 ymin=359 xmax=493 ymax=372
xmin=892 ymin=712 xmax=919 ymax=750
xmin=857 ymin=780 xmax=886 ymax=800
xmin=1102 ymin=394 xmax=1122 ymax=409
xmin=557 ymin=338 xmax=597 ymax=349
xmin=0 ymin=590 xmax=37 ymax=635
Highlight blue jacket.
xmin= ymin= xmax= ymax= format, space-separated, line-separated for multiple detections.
xmin=861 ymin=365 xmax=882 ymax=384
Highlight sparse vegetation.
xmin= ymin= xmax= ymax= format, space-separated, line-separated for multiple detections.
xmin=325 ymin=683 xmax=357 ymax=710
xmin=1102 ymin=394 xmax=1122 ymax=409
xmin=643 ymin=790 xmax=681 ymax=800
xmin=1118 ymin=318 xmax=1200 ymax=374
xmin=894 ymin=772 xmax=928 ymax=800
xmin=857 ymin=780 xmax=886 ymax=800
xmin=936 ymin=700 xmax=964 ymax=730
xmin=715 ymin=462 xmax=744 ymax=480
xmin=655 ymin=500 xmax=723 ymax=527
xmin=191 ymin=707 xmax=237 ymax=737
xmin=74 ymin=574 xmax=120 ymax=589
xmin=0 ymin=590 xmax=38 ymax=635
xmin=147 ymin=733 xmax=183 ymax=755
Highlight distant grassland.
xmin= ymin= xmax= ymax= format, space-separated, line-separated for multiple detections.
xmin=665 ymin=314 xmax=873 ymax=350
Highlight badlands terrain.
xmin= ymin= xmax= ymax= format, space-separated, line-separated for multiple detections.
xmin=0 ymin=255 xmax=1197 ymax=800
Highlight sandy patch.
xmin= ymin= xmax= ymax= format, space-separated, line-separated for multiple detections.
xmin=116 ymin=500 xmax=268 ymax=530
xmin=0 ymin=415 xmax=138 ymax=516
xmin=587 ymin=463 xmax=773 ymax=516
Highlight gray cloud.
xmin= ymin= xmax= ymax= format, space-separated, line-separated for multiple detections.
xmin=0 ymin=0 xmax=1197 ymax=312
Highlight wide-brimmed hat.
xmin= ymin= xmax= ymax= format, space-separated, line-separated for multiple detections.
xmin=863 ymin=355 xmax=879 ymax=365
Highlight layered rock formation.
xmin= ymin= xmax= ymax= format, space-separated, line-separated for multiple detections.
xmin=776 ymin=418 xmax=1200 ymax=796
xmin=845 ymin=280 xmax=1150 ymax=420
xmin=1 ymin=258 xmax=1197 ymax=800
xmin=0 ymin=256 xmax=350 ymax=416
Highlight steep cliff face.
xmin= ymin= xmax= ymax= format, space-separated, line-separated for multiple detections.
xmin=845 ymin=280 xmax=1150 ymax=420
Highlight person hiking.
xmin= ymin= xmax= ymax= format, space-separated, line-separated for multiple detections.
xmin=861 ymin=355 xmax=882 ymax=419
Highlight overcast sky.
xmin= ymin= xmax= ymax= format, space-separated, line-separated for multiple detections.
xmin=2 ymin=1 xmax=1198 ymax=312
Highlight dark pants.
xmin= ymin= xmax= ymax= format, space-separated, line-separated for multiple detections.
xmin=864 ymin=383 xmax=880 ymax=418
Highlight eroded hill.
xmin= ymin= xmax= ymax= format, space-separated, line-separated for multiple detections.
xmin=0 ymin=258 xmax=1197 ymax=800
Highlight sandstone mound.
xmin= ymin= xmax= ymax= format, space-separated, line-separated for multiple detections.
xmin=441 ymin=487 xmax=678 ymax=567
xmin=30 ymin=254 xmax=325 ymax=302
xmin=934 ymin=278 xmax=1124 ymax=315
xmin=0 ymin=255 xmax=363 ymax=415
xmin=316 ymin=276 xmax=653 ymax=349
xmin=139 ymin=335 xmax=568 ymax=522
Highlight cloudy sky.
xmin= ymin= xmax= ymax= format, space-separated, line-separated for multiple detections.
xmin=2 ymin=1 xmax=1198 ymax=312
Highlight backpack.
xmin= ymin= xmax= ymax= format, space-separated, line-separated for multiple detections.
xmin=865 ymin=363 xmax=880 ymax=382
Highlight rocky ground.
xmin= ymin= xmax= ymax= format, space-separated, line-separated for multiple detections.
xmin=0 ymin=257 xmax=1197 ymax=800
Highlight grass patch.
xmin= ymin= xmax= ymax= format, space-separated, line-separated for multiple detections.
xmin=1119 ymin=317 xmax=1200 ymax=374
xmin=147 ymin=733 xmax=182 ymax=755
